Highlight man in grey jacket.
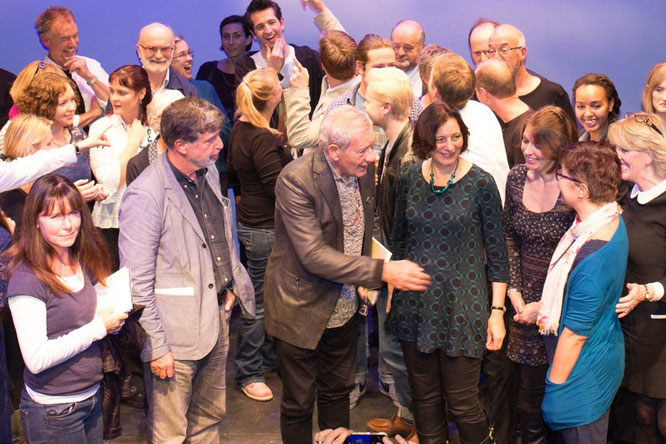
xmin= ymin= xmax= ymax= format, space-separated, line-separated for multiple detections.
xmin=265 ymin=105 xmax=430 ymax=444
xmin=119 ymin=97 xmax=253 ymax=443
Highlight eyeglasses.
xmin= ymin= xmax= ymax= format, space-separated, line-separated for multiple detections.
xmin=625 ymin=112 xmax=664 ymax=136
xmin=555 ymin=169 xmax=582 ymax=184
xmin=173 ymin=50 xmax=194 ymax=59
xmin=138 ymin=44 xmax=174 ymax=57
xmin=483 ymin=46 xmax=523 ymax=57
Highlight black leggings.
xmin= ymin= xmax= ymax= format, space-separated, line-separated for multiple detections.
xmin=634 ymin=392 xmax=666 ymax=444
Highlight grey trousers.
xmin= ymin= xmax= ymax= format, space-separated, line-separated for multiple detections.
xmin=144 ymin=308 xmax=231 ymax=444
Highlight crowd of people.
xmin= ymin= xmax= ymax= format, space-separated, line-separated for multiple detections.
xmin=0 ymin=1 xmax=665 ymax=444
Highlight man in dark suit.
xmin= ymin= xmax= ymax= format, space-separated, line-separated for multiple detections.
xmin=264 ymin=105 xmax=431 ymax=444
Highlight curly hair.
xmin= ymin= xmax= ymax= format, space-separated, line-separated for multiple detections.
xmin=560 ymin=141 xmax=621 ymax=204
xmin=572 ymin=73 xmax=622 ymax=123
xmin=15 ymin=72 xmax=79 ymax=120
xmin=412 ymin=101 xmax=469 ymax=160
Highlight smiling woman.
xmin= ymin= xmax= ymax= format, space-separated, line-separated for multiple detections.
xmin=572 ymin=73 xmax=622 ymax=142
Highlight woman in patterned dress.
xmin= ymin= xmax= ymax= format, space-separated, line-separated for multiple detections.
xmin=503 ymin=106 xmax=578 ymax=443
xmin=387 ymin=101 xmax=509 ymax=444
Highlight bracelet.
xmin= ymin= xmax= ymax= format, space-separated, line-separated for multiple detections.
xmin=87 ymin=76 xmax=97 ymax=86
xmin=491 ymin=306 xmax=506 ymax=312
xmin=73 ymin=142 xmax=81 ymax=155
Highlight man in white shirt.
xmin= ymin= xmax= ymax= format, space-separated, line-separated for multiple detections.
xmin=36 ymin=6 xmax=110 ymax=127
xmin=391 ymin=20 xmax=426 ymax=98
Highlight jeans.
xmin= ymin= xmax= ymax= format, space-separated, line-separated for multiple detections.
xmin=274 ymin=314 xmax=358 ymax=444
xmin=377 ymin=288 xmax=413 ymax=420
xmin=19 ymin=388 xmax=103 ymax=444
xmin=144 ymin=308 xmax=230 ymax=443
xmin=235 ymin=223 xmax=276 ymax=387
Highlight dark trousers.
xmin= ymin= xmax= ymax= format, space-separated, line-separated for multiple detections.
xmin=552 ymin=410 xmax=610 ymax=444
xmin=401 ymin=341 xmax=488 ymax=444
xmin=274 ymin=315 xmax=358 ymax=444
xmin=517 ymin=363 xmax=551 ymax=444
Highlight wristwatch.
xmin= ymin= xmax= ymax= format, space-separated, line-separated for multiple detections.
xmin=73 ymin=141 xmax=81 ymax=155
xmin=491 ymin=306 xmax=506 ymax=312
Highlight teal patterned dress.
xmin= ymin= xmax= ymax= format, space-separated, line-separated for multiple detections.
xmin=387 ymin=161 xmax=509 ymax=357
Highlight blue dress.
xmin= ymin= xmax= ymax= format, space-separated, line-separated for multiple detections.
xmin=387 ymin=162 xmax=509 ymax=357
xmin=542 ymin=219 xmax=628 ymax=430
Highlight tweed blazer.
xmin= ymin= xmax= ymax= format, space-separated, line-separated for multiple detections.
xmin=264 ymin=148 xmax=383 ymax=350
xmin=119 ymin=153 xmax=254 ymax=362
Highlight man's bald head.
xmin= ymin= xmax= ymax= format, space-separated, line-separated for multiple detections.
xmin=391 ymin=19 xmax=425 ymax=72
xmin=137 ymin=22 xmax=175 ymax=75
xmin=488 ymin=24 xmax=526 ymax=73
xmin=475 ymin=59 xmax=516 ymax=100
xmin=468 ymin=19 xmax=498 ymax=67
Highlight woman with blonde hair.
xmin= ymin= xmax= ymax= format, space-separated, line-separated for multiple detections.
xmin=608 ymin=112 xmax=666 ymax=443
xmin=642 ymin=62 xmax=666 ymax=126
xmin=227 ymin=68 xmax=291 ymax=402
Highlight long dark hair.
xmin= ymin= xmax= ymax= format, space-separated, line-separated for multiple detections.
xmin=5 ymin=174 xmax=111 ymax=296
xmin=109 ymin=64 xmax=152 ymax=125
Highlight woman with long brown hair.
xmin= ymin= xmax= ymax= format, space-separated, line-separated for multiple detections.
xmin=6 ymin=174 xmax=126 ymax=443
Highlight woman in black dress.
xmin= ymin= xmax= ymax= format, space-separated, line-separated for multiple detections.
xmin=608 ymin=112 xmax=666 ymax=443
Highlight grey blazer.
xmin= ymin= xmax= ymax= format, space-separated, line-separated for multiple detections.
xmin=264 ymin=148 xmax=383 ymax=350
xmin=119 ymin=153 xmax=254 ymax=362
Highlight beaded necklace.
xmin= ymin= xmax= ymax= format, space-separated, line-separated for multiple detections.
xmin=429 ymin=158 xmax=459 ymax=195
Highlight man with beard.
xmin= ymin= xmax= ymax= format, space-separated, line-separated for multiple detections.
xmin=119 ymin=97 xmax=254 ymax=443
xmin=36 ymin=6 xmax=110 ymax=127
xmin=136 ymin=23 xmax=198 ymax=97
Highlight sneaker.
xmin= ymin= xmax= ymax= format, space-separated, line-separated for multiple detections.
xmin=241 ymin=382 xmax=274 ymax=402
xmin=349 ymin=381 xmax=366 ymax=409
xmin=379 ymin=380 xmax=400 ymax=408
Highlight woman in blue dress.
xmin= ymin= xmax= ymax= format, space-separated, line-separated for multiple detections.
xmin=387 ymin=101 xmax=509 ymax=444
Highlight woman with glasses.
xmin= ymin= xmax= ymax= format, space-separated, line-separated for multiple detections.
xmin=642 ymin=62 xmax=666 ymax=126
xmin=6 ymin=174 xmax=127 ymax=444
xmin=537 ymin=141 xmax=627 ymax=443
xmin=572 ymin=73 xmax=621 ymax=142
xmin=387 ymin=101 xmax=508 ymax=444
xmin=608 ymin=113 xmax=666 ymax=443
xmin=227 ymin=68 xmax=291 ymax=402
xmin=504 ymin=106 xmax=578 ymax=443
xmin=89 ymin=65 xmax=153 ymax=270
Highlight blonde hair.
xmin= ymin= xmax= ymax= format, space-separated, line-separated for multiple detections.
xmin=235 ymin=68 xmax=280 ymax=135
xmin=4 ymin=114 xmax=53 ymax=160
xmin=9 ymin=60 xmax=66 ymax=103
xmin=642 ymin=62 xmax=666 ymax=114
xmin=608 ymin=112 xmax=666 ymax=179
xmin=366 ymin=67 xmax=413 ymax=120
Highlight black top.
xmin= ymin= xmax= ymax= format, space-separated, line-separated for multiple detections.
xmin=196 ymin=61 xmax=238 ymax=113
xmin=0 ymin=68 xmax=16 ymax=129
xmin=227 ymin=121 xmax=292 ymax=228
xmin=521 ymin=71 xmax=575 ymax=122
xmin=126 ymin=147 xmax=150 ymax=186
xmin=167 ymin=156 xmax=233 ymax=291
xmin=500 ymin=110 xmax=532 ymax=168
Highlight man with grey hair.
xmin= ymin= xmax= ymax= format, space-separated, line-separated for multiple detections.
xmin=391 ymin=19 xmax=426 ymax=96
xmin=475 ymin=58 xmax=532 ymax=167
xmin=265 ymin=105 xmax=430 ymax=444
xmin=136 ymin=22 xmax=198 ymax=97
xmin=487 ymin=23 xmax=574 ymax=120
xmin=36 ymin=6 xmax=110 ymax=127
xmin=119 ymin=97 xmax=254 ymax=442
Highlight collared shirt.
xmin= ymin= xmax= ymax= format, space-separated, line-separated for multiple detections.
xmin=630 ymin=178 xmax=666 ymax=204
xmin=150 ymin=69 xmax=170 ymax=93
xmin=167 ymin=156 xmax=234 ymax=293
xmin=251 ymin=45 xmax=297 ymax=90
xmin=323 ymin=153 xmax=364 ymax=328
xmin=405 ymin=65 xmax=423 ymax=98
xmin=44 ymin=54 xmax=109 ymax=111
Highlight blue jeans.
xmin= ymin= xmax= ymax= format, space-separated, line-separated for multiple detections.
xmin=235 ymin=223 xmax=276 ymax=387
xmin=19 ymin=388 xmax=103 ymax=444
xmin=377 ymin=288 xmax=413 ymax=420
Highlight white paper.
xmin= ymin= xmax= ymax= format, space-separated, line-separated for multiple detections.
xmin=95 ymin=267 xmax=132 ymax=315
xmin=365 ymin=237 xmax=393 ymax=305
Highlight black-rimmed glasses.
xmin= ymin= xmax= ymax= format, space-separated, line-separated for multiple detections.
xmin=625 ymin=112 xmax=664 ymax=136
xmin=555 ymin=169 xmax=581 ymax=184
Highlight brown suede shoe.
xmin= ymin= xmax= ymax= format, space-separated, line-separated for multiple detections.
xmin=367 ymin=412 xmax=415 ymax=437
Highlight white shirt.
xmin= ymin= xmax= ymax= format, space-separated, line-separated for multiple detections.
xmin=89 ymin=115 xmax=151 ymax=228
xmin=45 ymin=54 xmax=110 ymax=110
xmin=252 ymin=45 xmax=297 ymax=90
xmin=459 ymin=100 xmax=510 ymax=204
xmin=0 ymin=144 xmax=77 ymax=192
xmin=405 ymin=65 xmax=423 ymax=98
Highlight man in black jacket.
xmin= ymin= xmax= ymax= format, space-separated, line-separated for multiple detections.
xmin=237 ymin=0 xmax=325 ymax=120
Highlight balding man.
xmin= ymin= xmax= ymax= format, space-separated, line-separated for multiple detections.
xmin=36 ymin=6 xmax=109 ymax=127
xmin=475 ymin=59 xmax=532 ymax=167
xmin=488 ymin=24 xmax=574 ymax=120
xmin=467 ymin=18 xmax=498 ymax=67
xmin=136 ymin=23 xmax=198 ymax=97
xmin=391 ymin=20 xmax=426 ymax=97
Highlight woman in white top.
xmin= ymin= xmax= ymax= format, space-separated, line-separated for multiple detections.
xmin=88 ymin=65 xmax=153 ymax=269
xmin=6 ymin=173 xmax=126 ymax=444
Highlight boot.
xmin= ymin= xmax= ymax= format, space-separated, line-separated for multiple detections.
xmin=519 ymin=410 xmax=550 ymax=444
xmin=457 ymin=420 xmax=493 ymax=444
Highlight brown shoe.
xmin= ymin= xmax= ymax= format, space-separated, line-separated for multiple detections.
xmin=406 ymin=427 xmax=419 ymax=443
xmin=367 ymin=412 xmax=415 ymax=436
